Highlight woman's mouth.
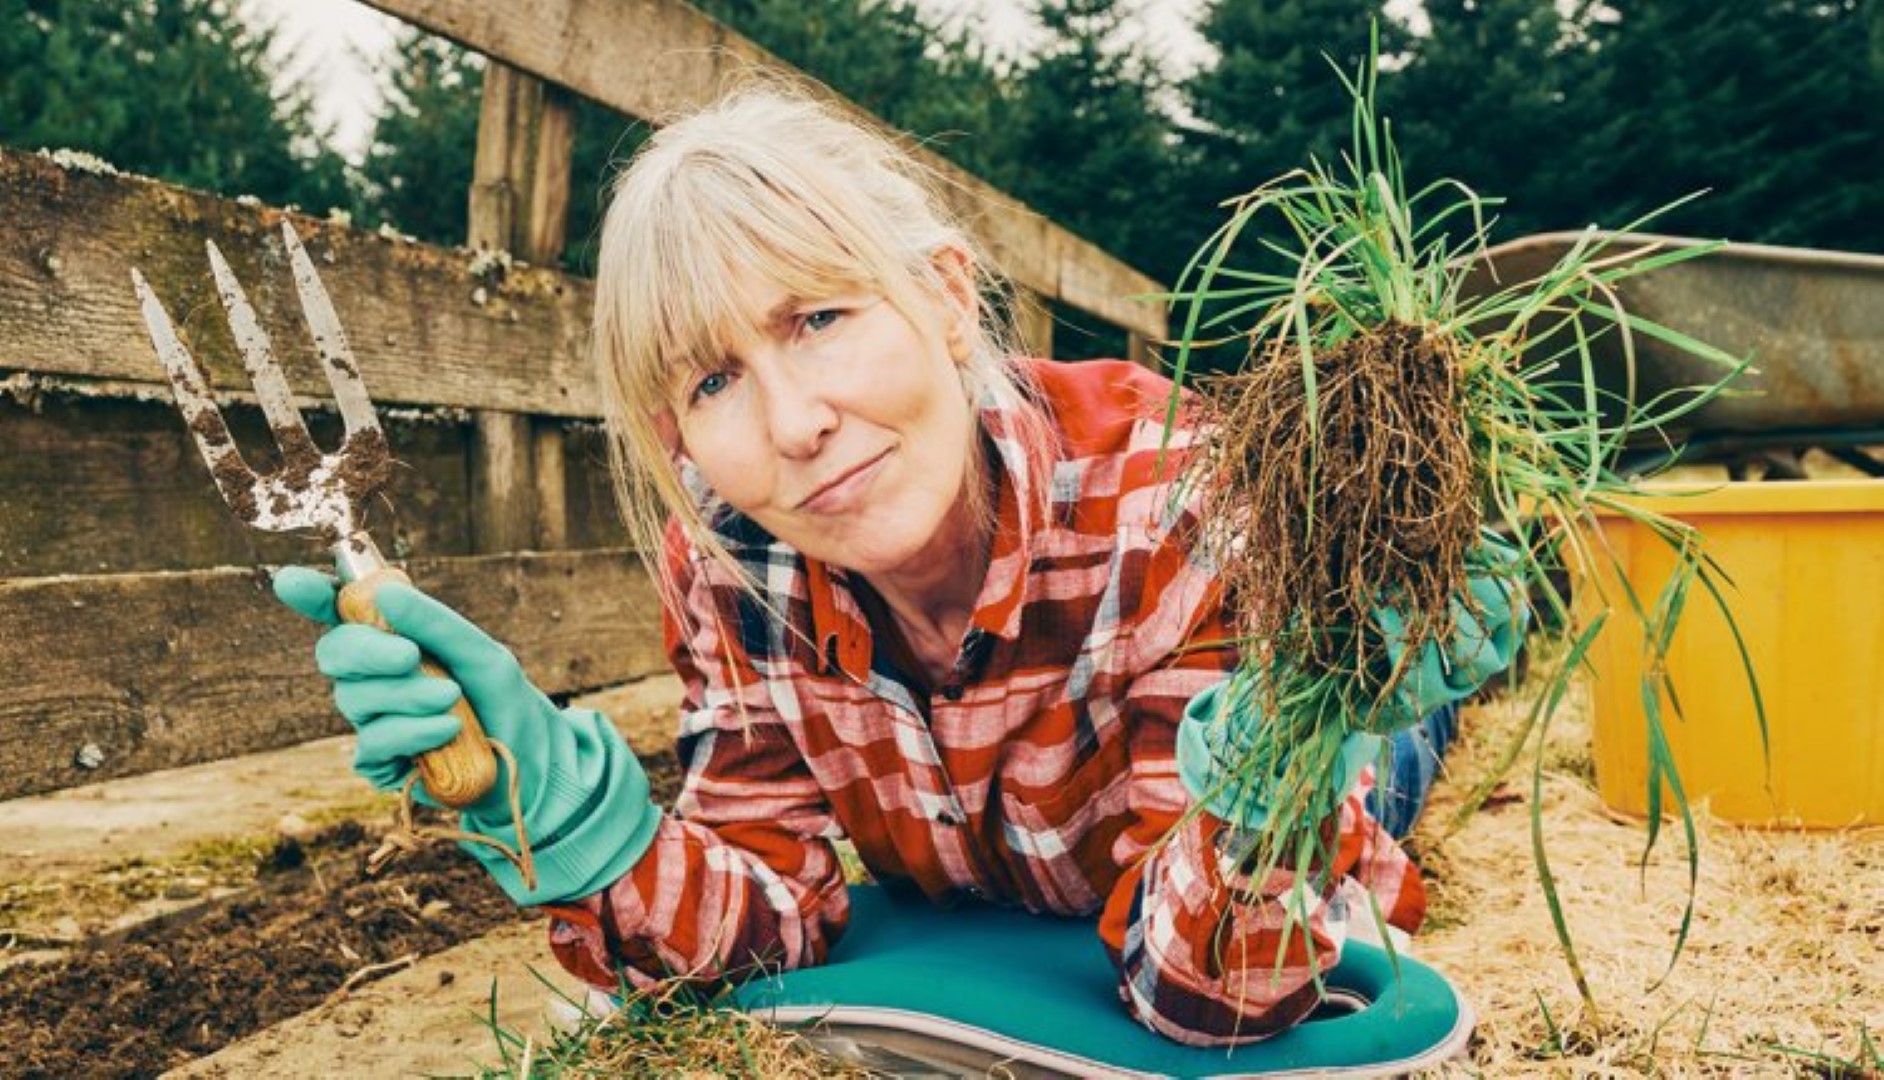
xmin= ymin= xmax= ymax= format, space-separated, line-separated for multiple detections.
xmin=798 ymin=449 xmax=891 ymax=512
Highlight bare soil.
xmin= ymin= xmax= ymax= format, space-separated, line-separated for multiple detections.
xmin=0 ymin=745 xmax=681 ymax=1080
xmin=0 ymin=820 xmax=520 ymax=1079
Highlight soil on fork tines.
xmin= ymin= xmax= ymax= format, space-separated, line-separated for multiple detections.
xmin=0 ymin=818 xmax=526 ymax=1080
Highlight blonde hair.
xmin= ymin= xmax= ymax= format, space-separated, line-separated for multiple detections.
xmin=592 ymin=86 xmax=1057 ymax=617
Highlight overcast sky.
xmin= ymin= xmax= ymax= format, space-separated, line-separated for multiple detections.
xmin=246 ymin=0 xmax=1212 ymax=162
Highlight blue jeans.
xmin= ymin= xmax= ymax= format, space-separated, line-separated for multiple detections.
xmin=1368 ymin=702 xmax=1459 ymax=839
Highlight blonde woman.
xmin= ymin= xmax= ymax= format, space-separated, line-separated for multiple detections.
xmin=274 ymin=88 xmax=1519 ymax=1045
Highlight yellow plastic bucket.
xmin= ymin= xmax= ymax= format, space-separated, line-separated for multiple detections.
xmin=1579 ymin=479 xmax=1884 ymax=827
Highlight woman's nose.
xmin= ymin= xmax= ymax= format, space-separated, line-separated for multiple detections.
xmin=756 ymin=360 xmax=839 ymax=459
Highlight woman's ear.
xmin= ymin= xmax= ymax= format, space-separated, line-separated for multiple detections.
xmin=930 ymin=245 xmax=979 ymax=365
xmin=653 ymin=407 xmax=682 ymax=454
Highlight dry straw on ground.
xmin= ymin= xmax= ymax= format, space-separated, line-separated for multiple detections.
xmin=1414 ymin=671 xmax=1883 ymax=1077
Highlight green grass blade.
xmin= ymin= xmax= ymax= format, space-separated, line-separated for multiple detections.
xmin=1531 ymin=615 xmax=1608 ymax=1021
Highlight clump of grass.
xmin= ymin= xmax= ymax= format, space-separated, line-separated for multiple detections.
xmin=1162 ymin=26 xmax=1759 ymax=1022
xmin=472 ymin=970 xmax=876 ymax=1079
xmin=1759 ymin=1024 xmax=1884 ymax=1079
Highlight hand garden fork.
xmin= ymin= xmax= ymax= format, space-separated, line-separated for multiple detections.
xmin=129 ymin=221 xmax=499 ymax=809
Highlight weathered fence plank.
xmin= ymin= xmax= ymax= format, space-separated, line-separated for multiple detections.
xmin=1013 ymin=288 xmax=1054 ymax=361
xmin=0 ymin=549 xmax=664 ymax=800
xmin=470 ymin=61 xmax=578 ymax=263
xmin=470 ymin=411 xmax=537 ymax=552
xmin=0 ymin=149 xmax=598 ymax=415
xmin=353 ymin=0 xmax=1168 ymax=342
xmin=0 ymin=398 xmax=625 ymax=577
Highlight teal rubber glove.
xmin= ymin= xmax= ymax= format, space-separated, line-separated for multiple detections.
xmin=1177 ymin=532 xmax=1530 ymax=829
xmin=1178 ymin=677 xmax=1383 ymax=829
xmin=1369 ymin=531 xmax=1530 ymax=730
xmin=272 ymin=566 xmax=660 ymax=905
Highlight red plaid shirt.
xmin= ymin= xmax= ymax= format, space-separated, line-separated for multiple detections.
xmin=545 ymin=359 xmax=1425 ymax=1045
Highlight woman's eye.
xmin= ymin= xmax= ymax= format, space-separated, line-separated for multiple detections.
xmin=690 ymin=370 xmax=731 ymax=404
xmin=802 ymin=308 xmax=841 ymax=334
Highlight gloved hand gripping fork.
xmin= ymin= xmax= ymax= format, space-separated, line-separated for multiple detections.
xmin=130 ymin=224 xmax=531 ymax=888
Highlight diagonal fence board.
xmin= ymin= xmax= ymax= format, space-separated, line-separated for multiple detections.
xmin=0 ymin=149 xmax=598 ymax=415
xmin=354 ymin=0 xmax=1167 ymax=341
xmin=0 ymin=549 xmax=666 ymax=800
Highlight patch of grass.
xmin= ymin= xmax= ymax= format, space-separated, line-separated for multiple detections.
xmin=0 ymin=810 xmax=385 ymax=932
xmin=1759 ymin=1023 xmax=1883 ymax=1079
xmin=0 ymin=845 xmax=259 ymax=929
xmin=290 ymin=790 xmax=401 ymax=826
xmin=466 ymin=971 xmax=877 ymax=1079
xmin=833 ymin=838 xmax=873 ymax=886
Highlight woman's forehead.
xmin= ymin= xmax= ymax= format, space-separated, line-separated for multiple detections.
xmin=722 ymin=263 xmax=805 ymax=333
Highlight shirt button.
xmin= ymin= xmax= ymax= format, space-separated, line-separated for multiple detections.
xmin=941 ymin=684 xmax=964 ymax=701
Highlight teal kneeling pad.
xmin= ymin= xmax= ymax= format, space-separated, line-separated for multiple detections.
xmin=732 ymin=885 xmax=1473 ymax=1078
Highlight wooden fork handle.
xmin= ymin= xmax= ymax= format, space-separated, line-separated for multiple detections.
xmin=336 ymin=566 xmax=499 ymax=809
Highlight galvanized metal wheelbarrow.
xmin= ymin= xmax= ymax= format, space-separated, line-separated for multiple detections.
xmin=1466 ymin=232 xmax=1884 ymax=477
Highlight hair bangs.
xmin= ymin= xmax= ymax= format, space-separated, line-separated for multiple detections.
xmin=631 ymin=151 xmax=891 ymax=400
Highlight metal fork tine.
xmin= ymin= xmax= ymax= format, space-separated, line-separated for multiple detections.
xmin=281 ymin=222 xmax=381 ymax=439
xmin=205 ymin=239 xmax=316 ymax=454
xmin=130 ymin=267 xmax=256 ymax=496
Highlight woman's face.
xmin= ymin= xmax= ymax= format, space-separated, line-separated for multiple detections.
xmin=668 ymin=259 xmax=979 ymax=580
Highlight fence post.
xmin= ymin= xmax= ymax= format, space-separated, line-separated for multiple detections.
xmin=467 ymin=61 xmax=578 ymax=552
xmin=1127 ymin=332 xmax=1155 ymax=371
xmin=1013 ymin=288 xmax=1054 ymax=360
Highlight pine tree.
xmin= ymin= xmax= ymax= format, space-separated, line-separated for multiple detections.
xmin=1180 ymin=0 xmax=1396 ymax=207
xmin=1391 ymin=0 xmax=1602 ymax=241
xmin=998 ymin=0 xmax=1179 ymax=356
xmin=356 ymin=30 xmax=483 ymax=245
xmin=0 ymin=0 xmax=354 ymax=211
xmin=692 ymin=0 xmax=1017 ymax=182
xmin=1008 ymin=0 xmax=1175 ymax=273
xmin=1581 ymin=0 xmax=1884 ymax=253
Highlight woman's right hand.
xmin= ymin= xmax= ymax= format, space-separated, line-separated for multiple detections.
xmin=273 ymin=565 xmax=494 ymax=802
xmin=271 ymin=566 xmax=663 ymax=905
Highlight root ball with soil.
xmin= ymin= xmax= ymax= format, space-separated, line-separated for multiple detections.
xmin=1194 ymin=320 xmax=1480 ymax=722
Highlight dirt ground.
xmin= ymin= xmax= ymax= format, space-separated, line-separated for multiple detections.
xmin=171 ymin=920 xmax=595 ymax=1079
xmin=0 ymin=820 xmax=523 ymax=1078
xmin=0 ymin=681 xmax=683 ymax=1080
xmin=0 ymin=752 xmax=686 ymax=1080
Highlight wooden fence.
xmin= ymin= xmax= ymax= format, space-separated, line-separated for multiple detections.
xmin=0 ymin=0 xmax=1167 ymax=800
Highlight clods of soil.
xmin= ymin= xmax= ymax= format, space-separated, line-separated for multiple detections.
xmin=0 ymin=754 xmax=681 ymax=1080
xmin=2 ymin=820 xmax=518 ymax=1080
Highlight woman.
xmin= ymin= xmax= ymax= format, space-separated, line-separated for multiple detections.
xmin=274 ymin=87 xmax=1517 ymax=1045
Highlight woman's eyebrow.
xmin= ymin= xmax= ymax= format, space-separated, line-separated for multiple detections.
xmin=760 ymin=296 xmax=805 ymax=334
